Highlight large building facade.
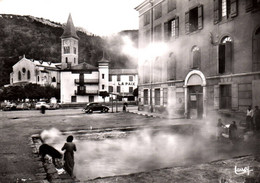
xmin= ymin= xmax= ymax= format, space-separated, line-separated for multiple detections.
xmin=135 ymin=0 xmax=260 ymax=118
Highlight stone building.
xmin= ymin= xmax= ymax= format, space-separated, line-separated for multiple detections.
xmin=9 ymin=55 xmax=60 ymax=87
xmin=135 ymin=0 xmax=260 ymax=118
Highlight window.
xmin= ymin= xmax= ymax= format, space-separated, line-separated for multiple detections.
xmin=168 ymin=0 xmax=176 ymax=12
xmin=191 ymin=46 xmax=201 ymax=69
xmin=102 ymin=85 xmax=105 ymax=90
xmin=246 ymin=0 xmax=260 ymax=12
xmin=163 ymin=88 xmax=168 ymax=105
xmin=18 ymin=71 xmax=21 ymax=81
xmin=71 ymin=96 xmax=77 ymax=102
xmin=89 ymin=96 xmax=94 ymax=102
xmin=155 ymin=89 xmax=161 ymax=105
xmin=117 ymin=86 xmax=121 ymax=93
xmin=143 ymin=11 xmax=150 ymax=26
xmin=253 ymin=27 xmax=260 ymax=71
xmin=154 ymin=24 xmax=162 ymax=41
xmin=37 ymin=76 xmax=40 ymax=82
xmin=109 ymin=75 xmax=112 ymax=81
xmin=74 ymin=58 xmax=76 ymax=64
xmin=65 ymin=57 xmax=68 ymax=63
xmin=22 ymin=67 xmax=26 ymax=73
xmin=129 ymin=87 xmax=133 ymax=93
xmin=74 ymin=47 xmax=76 ymax=54
xmin=77 ymin=86 xmax=85 ymax=95
xmin=102 ymin=74 xmax=105 ymax=79
xmin=220 ymin=85 xmax=231 ymax=109
xmin=143 ymin=60 xmax=150 ymax=83
xmin=219 ymin=36 xmax=232 ymax=74
xmin=129 ymin=76 xmax=133 ymax=81
xmin=52 ymin=77 xmax=56 ymax=82
xmin=27 ymin=70 xmax=31 ymax=80
xmin=117 ymin=75 xmax=120 ymax=81
xmin=185 ymin=5 xmax=203 ymax=34
xmin=154 ymin=57 xmax=162 ymax=82
xmin=154 ymin=3 xmax=162 ymax=20
xmin=79 ymin=73 xmax=84 ymax=84
xmin=167 ymin=53 xmax=176 ymax=80
xmin=64 ymin=46 xmax=70 ymax=54
xmin=109 ymin=86 xmax=113 ymax=93
xmin=214 ymin=0 xmax=238 ymax=24
xmin=164 ymin=17 xmax=179 ymax=40
xmin=144 ymin=89 xmax=149 ymax=105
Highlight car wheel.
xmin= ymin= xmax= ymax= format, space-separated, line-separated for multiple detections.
xmin=88 ymin=109 xmax=93 ymax=113
xmin=103 ymin=108 xmax=108 ymax=113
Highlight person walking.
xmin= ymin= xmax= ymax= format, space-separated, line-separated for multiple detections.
xmin=62 ymin=135 xmax=77 ymax=177
xmin=253 ymin=106 xmax=260 ymax=131
xmin=246 ymin=106 xmax=253 ymax=130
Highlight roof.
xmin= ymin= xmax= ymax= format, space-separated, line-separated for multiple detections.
xmin=16 ymin=57 xmax=61 ymax=70
xmin=70 ymin=62 xmax=98 ymax=71
xmin=61 ymin=14 xmax=79 ymax=40
xmin=33 ymin=59 xmax=61 ymax=69
xmin=109 ymin=69 xmax=138 ymax=75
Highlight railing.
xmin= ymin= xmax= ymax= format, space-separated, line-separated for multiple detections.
xmin=75 ymin=90 xmax=99 ymax=95
xmin=74 ymin=79 xmax=99 ymax=84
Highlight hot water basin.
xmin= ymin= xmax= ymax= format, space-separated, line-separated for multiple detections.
xmin=40 ymin=125 xmax=253 ymax=181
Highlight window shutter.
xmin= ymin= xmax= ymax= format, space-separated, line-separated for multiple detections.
xmin=245 ymin=0 xmax=254 ymax=12
xmin=185 ymin=11 xmax=189 ymax=34
xmin=164 ymin=22 xmax=169 ymax=41
xmin=230 ymin=0 xmax=238 ymax=18
xmin=225 ymin=41 xmax=232 ymax=73
xmin=219 ymin=44 xmax=226 ymax=73
xmin=175 ymin=16 xmax=179 ymax=37
xmin=198 ymin=5 xmax=203 ymax=30
xmin=214 ymin=0 xmax=221 ymax=24
xmin=214 ymin=85 xmax=219 ymax=109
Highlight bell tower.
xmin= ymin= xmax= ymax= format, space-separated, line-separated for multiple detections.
xmin=61 ymin=14 xmax=79 ymax=69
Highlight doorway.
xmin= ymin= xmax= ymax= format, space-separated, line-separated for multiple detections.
xmin=188 ymin=85 xmax=203 ymax=119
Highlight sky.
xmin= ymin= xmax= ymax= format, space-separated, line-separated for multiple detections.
xmin=0 ymin=0 xmax=144 ymax=36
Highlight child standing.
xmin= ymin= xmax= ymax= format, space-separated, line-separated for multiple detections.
xmin=62 ymin=135 xmax=77 ymax=177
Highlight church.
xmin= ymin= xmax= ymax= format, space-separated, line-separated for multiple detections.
xmin=9 ymin=14 xmax=138 ymax=103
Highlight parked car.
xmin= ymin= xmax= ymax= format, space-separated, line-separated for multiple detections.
xmin=83 ymin=102 xmax=109 ymax=113
xmin=35 ymin=102 xmax=50 ymax=110
xmin=49 ymin=103 xmax=61 ymax=110
xmin=2 ymin=102 xmax=17 ymax=111
xmin=16 ymin=103 xmax=30 ymax=110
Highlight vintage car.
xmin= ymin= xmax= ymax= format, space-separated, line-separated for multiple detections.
xmin=83 ymin=102 xmax=109 ymax=113
xmin=35 ymin=102 xmax=50 ymax=110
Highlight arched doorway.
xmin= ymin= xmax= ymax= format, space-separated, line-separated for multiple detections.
xmin=184 ymin=70 xmax=206 ymax=119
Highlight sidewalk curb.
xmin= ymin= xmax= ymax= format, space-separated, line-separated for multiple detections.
xmin=128 ymin=111 xmax=184 ymax=120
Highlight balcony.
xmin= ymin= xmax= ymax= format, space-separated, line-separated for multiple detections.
xmin=75 ymin=90 xmax=99 ymax=95
xmin=75 ymin=79 xmax=99 ymax=84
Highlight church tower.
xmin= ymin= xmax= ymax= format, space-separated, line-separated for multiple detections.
xmin=61 ymin=14 xmax=79 ymax=69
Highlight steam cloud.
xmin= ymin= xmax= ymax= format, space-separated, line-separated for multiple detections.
xmin=40 ymin=123 xmax=252 ymax=181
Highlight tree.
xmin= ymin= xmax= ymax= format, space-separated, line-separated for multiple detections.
xmin=99 ymin=91 xmax=109 ymax=102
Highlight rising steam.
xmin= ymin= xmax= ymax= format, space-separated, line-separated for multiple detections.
xmin=40 ymin=123 xmax=253 ymax=181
